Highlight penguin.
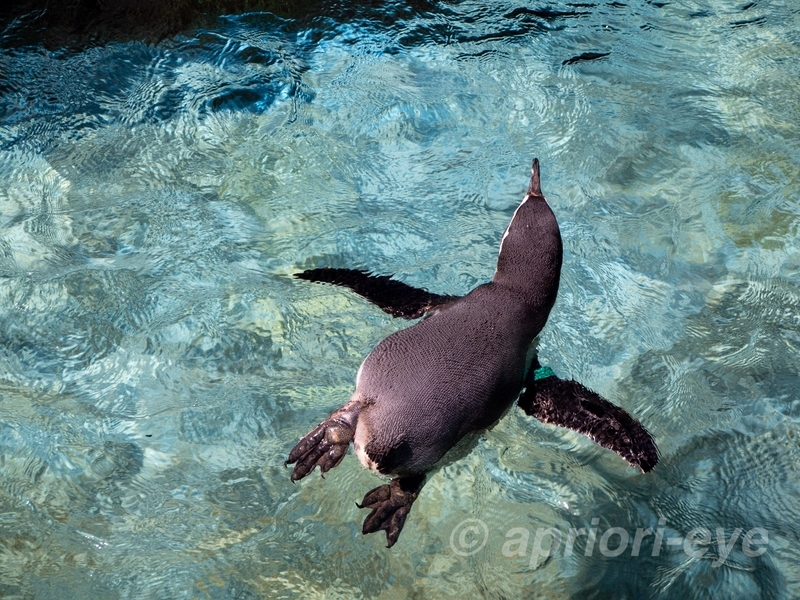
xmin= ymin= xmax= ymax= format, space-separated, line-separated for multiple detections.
xmin=286 ymin=159 xmax=658 ymax=547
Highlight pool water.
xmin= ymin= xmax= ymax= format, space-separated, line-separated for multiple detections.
xmin=1 ymin=0 xmax=800 ymax=597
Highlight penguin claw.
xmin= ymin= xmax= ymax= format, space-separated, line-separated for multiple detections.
xmin=357 ymin=483 xmax=392 ymax=508
xmin=286 ymin=417 xmax=355 ymax=481
xmin=358 ymin=475 xmax=425 ymax=548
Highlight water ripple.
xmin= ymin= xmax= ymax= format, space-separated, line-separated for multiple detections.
xmin=1 ymin=0 xmax=800 ymax=597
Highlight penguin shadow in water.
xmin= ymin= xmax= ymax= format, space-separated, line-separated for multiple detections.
xmin=286 ymin=159 xmax=659 ymax=547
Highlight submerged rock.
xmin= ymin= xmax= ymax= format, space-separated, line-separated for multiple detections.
xmin=0 ymin=0 xmax=322 ymax=47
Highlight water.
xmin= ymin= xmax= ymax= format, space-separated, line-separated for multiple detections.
xmin=1 ymin=0 xmax=799 ymax=597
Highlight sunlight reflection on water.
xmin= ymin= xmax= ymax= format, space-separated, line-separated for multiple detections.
xmin=1 ymin=0 xmax=800 ymax=597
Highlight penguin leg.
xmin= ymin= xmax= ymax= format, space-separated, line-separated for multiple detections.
xmin=358 ymin=473 xmax=425 ymax=548
xmin=295 ymin=268 xmax=457 ymax=319
xmin=518 ymin=373 xmax=659 ymax=473
xmin=286 ymin=400 xmax=361 ymax=481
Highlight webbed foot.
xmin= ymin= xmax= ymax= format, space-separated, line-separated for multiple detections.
xmin=358 ymin=474 xmax=425 ymax=547
xmin=286 ymin=401 xmax=361 ymax=481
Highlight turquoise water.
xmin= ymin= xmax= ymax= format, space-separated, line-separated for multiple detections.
xmin=1 ymin=0 xmax=800 ymax=597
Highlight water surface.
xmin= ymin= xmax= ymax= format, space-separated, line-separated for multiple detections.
xmin=1 ymin=1 xmax=800 ymax=597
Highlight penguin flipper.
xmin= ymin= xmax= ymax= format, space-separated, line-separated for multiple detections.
xmin=518 ymin=377 xmax=659 ymax=473
xmin=358 ymin=474 xmax=425 ymax=548
xmin=295 ymin=268 xmax=457 ymax=319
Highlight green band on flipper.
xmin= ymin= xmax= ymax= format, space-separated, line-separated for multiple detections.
xmin=533 ymin=366 xmax=555 ymax=381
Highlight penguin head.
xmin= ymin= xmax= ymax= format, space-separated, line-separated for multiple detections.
xmin=492 ymin=159 xmax=563 ymax=311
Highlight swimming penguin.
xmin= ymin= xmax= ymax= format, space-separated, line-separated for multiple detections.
xmin=287 ymin=159 xmax=658 ymax=547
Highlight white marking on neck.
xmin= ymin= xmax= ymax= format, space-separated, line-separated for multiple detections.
xmin=495 ymin=194 xmax=531 ymax=270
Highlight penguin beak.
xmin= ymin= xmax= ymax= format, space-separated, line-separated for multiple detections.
xmin=527 ymin=158 xmax=542 ymax=197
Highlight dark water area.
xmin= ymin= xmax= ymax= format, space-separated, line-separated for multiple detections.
xmin=1 ymin=0 xmax=800 ymax=597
